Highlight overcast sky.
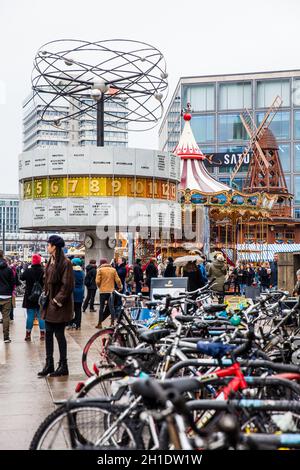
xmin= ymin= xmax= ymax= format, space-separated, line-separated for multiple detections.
xmin=1 ymin=0 xmax=300 ymax=193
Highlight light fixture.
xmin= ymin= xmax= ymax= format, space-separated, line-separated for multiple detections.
xmin=161 ymin=71 xmax=168 ymax=79
xmin=155 ymin=93 xmax=163 ymax=102
xmin=92 ymin=77 xmax=109 ymax=93
xmin=90 ymin=89 xmax=102 ymax=101
xmin=64 ymin=57 xmax=74 ymax=66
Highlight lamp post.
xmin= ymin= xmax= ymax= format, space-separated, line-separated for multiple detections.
xmin=2 ymin=206 xmax=5 ymax=254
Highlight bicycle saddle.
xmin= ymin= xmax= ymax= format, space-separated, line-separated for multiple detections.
xmin=139 ymin=329 xmax=172 ymax=344
xmin=108 ymin=345 xmax=154 ymax=358
xmin=145 ymin=301 xmax=161 ymax=309
xmin=197 ymin=341 xmax=235 ymax=358
xmin=174 ymin=315 xmax=195 ymax=323
xmin=203 ymin=304 xmax=227 ymax=313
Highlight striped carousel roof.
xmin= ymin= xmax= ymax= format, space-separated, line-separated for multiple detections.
xmin=223 ymin=243 xmax=300 ymax=262
xmin=173 ymin=112 xmax=230 ymax=193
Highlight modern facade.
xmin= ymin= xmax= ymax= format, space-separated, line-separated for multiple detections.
xmin=0 ymin=194 xmax=19 ymax=233
xmin=23 ymin=94 xmax=128 ymax=151
xmin=159 ymin=70 xmax=300 ymax=222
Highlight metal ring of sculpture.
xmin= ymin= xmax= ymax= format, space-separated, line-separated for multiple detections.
xmin=31 ymin=38 xmax=168 ymax=131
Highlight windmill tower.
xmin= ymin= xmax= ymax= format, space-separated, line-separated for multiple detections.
xmin=230 ymin=95 xmax=292 ymax=218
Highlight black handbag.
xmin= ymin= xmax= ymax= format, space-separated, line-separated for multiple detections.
xmin=39 ymin=291 xmax=49 ymax=311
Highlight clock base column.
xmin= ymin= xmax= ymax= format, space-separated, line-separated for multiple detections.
xmin=84 ymin=232 xmax=114 ymax=265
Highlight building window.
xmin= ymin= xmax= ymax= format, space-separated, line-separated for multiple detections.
xmin=294 ymin=176 xmax=300 ymax=203
xmin=219 ymin=82 xmax=251 ymax=110
xmin=183 ymin=85 xmax=215 ymax=111
xmin=219 ymin=177 xmax=230 ymax=186
xmin=295 ymin=208 xmax=300 ymax=219
xmin=256 ymin=111 xmax=290 ymax=140
xmin=190 ymin=115 xmax=215 ymax=143
xmin=294 ymin=111 xmax=300 ymax=139
xmin=256 ymin=80 xmax=290 ymax=108
xmin=294 ymin=143 xmax=300 ymax=172
xmin=278 ymin=143 xmax=290 ymax=172
xmin=218 ymin=114 xmax=248 ymax=142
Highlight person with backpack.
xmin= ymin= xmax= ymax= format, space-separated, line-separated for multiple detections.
xmin=38 ymin=235 xmax=74 ymax=378
xmin=21 ymin=254 xmax=45 ymax=341
xmin=82 ymin=259 xmax=97 ymax=313
xmin=67 ymin=258 xmax=84 ymax=330
xmin=0 ymin=250 xmax=15 ymax=343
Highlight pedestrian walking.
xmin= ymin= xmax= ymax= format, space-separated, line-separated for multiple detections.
xmin=237 ymin=263 xmax=248 ymax=296
xmin=164 ymin=257 xmax=176 ymax=278
xmin=183 ymin=260 xmax=203 ymax=292
xmin=21 ymin=253 xmax=45 ymax=341
xmin=38 ymin=235 xmax=74 ymax=378
xmin=133 ymin=258 xmax=144 ymax=294
xmin=82 ymin=259 xmax=97 ymax=312
xmin=125 ymin=265 xmax=134 ymax=294
xmin=145 ymin=258 xmax=158 ymax=292
xmin=68 ymin=258 xmax=84 ymax=330
xmin=258 ymin=263 xmax=271 ymax=292
xmin=0 ymin=250 xmax=15 ymax=343
xmin=95 ymin=258 xmax=122 ymax=329
xmin=116 ymin=257 xmax=127 ymax=293
xmin=207 ymin=254 xmax=227 ymax=302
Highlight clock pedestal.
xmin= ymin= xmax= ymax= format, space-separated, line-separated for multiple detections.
xmin=84 ymin=232 xmax=114 ymax=264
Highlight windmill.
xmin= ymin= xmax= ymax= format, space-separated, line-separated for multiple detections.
xmin=230 ymin=95 xmax=286 ymax=193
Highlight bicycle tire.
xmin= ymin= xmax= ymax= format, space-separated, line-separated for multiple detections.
xmin=77 ymin=369 xmax=127 ymax=398
xmin=29 ymin=402 xmax=143 ymax=450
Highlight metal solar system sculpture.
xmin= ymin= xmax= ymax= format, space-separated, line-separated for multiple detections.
xmin=31 ymin=39 xmax=168 ymax=146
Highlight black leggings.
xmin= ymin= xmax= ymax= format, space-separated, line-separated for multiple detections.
xmin=45 ymin=321 xmax=67 ymax=362
xmin=83 ymin=289 xmax=96 ymax=311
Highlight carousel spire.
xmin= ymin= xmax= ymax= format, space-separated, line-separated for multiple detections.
xmin=174 ymin=103 xmax=230 ymax=192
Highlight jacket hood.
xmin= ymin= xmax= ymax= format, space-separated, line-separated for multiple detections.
xmin=86 ymin=264 xmax=96 ymax=271
xmin=0 ymin=259 xmax=8 ymax=269
xmin=73 ymin=265 xmax=82 ymax=271
xmin=213 ymin=259 xmax=225 ymax=267
xmin=99 ymin=263 xmax=113 ymax=269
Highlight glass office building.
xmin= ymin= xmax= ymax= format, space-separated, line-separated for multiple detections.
xmin=159 ymin=70 xmax=300 ymax=217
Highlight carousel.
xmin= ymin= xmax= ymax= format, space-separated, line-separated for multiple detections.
xmin=171 ymin=106 xmax=277 ymax=263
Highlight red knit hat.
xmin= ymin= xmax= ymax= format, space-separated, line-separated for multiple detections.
xmin=32 ymin=254 xmax=42 ymax=265
xmin=99 ymin=258 xmax=108 ymax=266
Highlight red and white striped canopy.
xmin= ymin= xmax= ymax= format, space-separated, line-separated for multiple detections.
xmin=173 ymin=113 xmax=230 ymax=193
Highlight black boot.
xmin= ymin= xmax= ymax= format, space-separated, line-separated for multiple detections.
xmin=49 ymin=360 xmax=69 ymax=377
xmin=37 ymin=357 xmax=54 ymax=377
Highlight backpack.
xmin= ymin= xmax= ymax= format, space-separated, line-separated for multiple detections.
xmin=28 ymin=280 xmax=43 ymax=303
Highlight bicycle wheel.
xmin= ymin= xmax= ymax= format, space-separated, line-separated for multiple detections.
xmin=77 ymin=370 xmax=127 ymax=399
xmin=82 ymin=324 xmax=138 ymax=377
xmin=30 ymin=402 xmax=142 ymax=450
xmin=82 ymin=328 xmax=124 ymax=377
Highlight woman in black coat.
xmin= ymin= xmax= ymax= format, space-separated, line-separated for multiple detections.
xmin=21 ymin=254 xmax=45 ymax=341
xmin=164 ymin=257 xmax=176 ymax=278
xmin=146 ymin=259 xmax=158 ymax=289
xmin=183 ymin=261 xmax=202 ymax=292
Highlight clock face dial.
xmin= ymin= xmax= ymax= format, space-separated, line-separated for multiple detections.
xmin=107 ymin=237 xmax=116 ymax=249
xmin=84 ymin=235 xmax=94 ymax=249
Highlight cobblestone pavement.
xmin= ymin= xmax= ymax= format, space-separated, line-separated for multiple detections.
xmin=0 ymin=299 xmax=99 ymax=449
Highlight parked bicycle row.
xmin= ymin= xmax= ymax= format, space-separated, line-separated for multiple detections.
xmin=30 ymin=278 xmax=300 ymax=450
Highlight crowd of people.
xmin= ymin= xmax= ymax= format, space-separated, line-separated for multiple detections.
xmin=0 ymin=236 xmax=284 ymax=379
